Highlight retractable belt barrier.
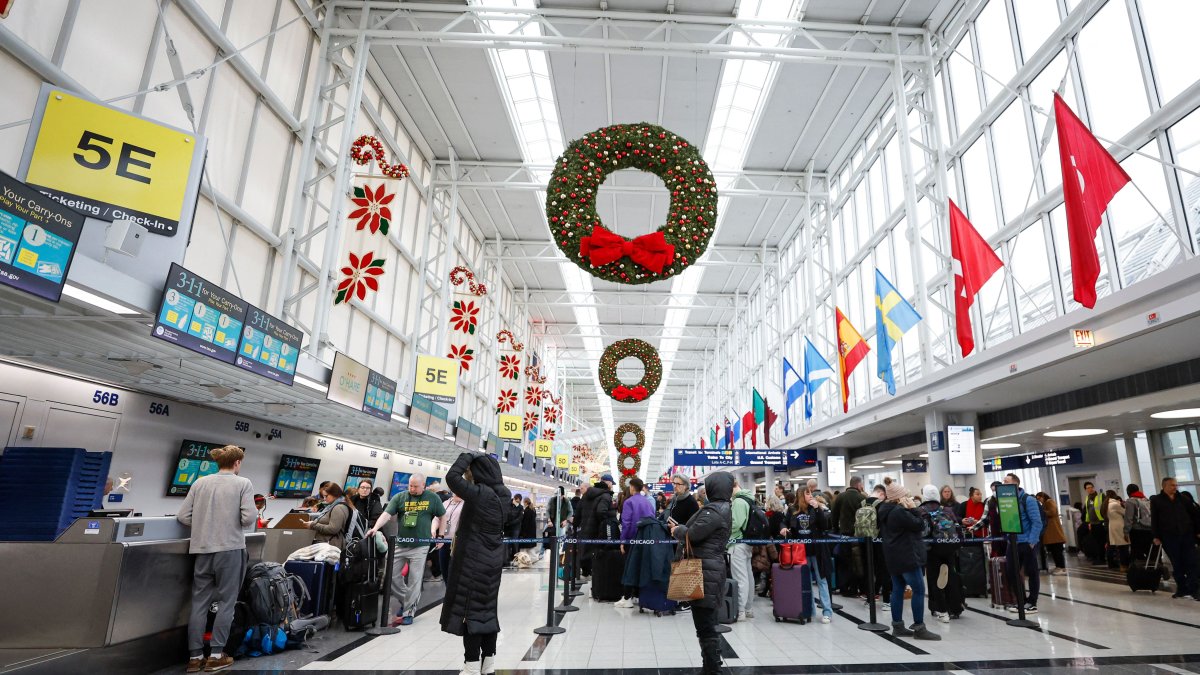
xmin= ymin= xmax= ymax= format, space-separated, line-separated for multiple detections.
xmin=390 ymin=535 xmax=1007 ymax=546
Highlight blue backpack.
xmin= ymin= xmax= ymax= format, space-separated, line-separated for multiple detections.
xmin=237 ymin=624 xmax=287 ymax=657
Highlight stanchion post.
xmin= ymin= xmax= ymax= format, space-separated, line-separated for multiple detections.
xmin=535 ymin=534 xmax=568 ymax=635
xmin=366 ymin=535 xmax=401 ymax=635
xmin=858 ymin=536 xmax=888 ymax=632
xmin=1006 ymin=532 xmax=1037 ymax=628
xmin=556 ymin=529 xmax=579 ymax=613
xmin=568 ymin=528 xmax=584 ymax=596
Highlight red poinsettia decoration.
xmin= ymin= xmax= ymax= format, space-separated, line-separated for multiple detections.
xmin=448 ymin=343 xmax=474 ymax=372
xmin=543 ymin=406 xmax=559 ymax=423
xmin=523 ymin=411 xmax=539 ymax=431
xmin=524 ymin=386 xmax=543 ymax=406
xmin=499 ymin=354 xmax=521 ymax=380
xmin=542 ymin=428 xmax=557 ymax=440
xmin=495 ymin=389 xmax=517 ymax=413
xmin=450 ymin=299 xmax=479 ymax=335
xmin=335 ymin=251 xmax=385 ymax=304
xmin=348 ymin=184 xmax=394 ymax=234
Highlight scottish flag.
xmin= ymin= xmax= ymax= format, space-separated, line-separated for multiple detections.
xmin=803 ymin=337 xmax=834 ymax=420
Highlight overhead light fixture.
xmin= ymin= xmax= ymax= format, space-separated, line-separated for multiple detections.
xmin=295 ymin=374 xmax=327 ymax=392
xmin=1151 ymin=408 xmax=1200 ymax=419
xmin=881 ymin=460 xmax=903 ymax=465
xmin=855 ymin=465 xmax=885 ymax=469
xmin=62 ymin=284 xmax=141 ymax=315
xmin=919 ymin=453 xmax=928 ymax=458
xmin=1043 ymin=428 xmax=1107 ymax=437
xmin=981 ymin=442 xmax=1020 ymax=450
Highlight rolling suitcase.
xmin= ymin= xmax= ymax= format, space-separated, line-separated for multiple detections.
xmin=958 ymin=546 xmax=987 ymax=597
xmin=638 ymin=582 xmax=678 ymax=616
xmin=590 ymin=549 xmax=624 ymax=602
xmin=718 ymin=578 xmax=739 ymax=624
xmin=989 ymin=556 xmax=1017 ymax=609
xmin=1127 ymin=544 xmax=1166 ymax=593
xmin=770 ymin=562 xmax=813 ymax=624
xmin=284 ymin=560 xmax=334 ymax=617
xmin=340 ymin=537 xmax=380 ymax=630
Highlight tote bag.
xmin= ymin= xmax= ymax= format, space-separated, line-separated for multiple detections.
xmin=667 ymin=534 xmax=706 ymax=602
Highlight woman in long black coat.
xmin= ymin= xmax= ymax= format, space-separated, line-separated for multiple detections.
xmin=670 ymin=471 xmax=733 ymax=675
xmin=441 ymin=452 xmax=511 ymax=675
xmin=519 ymin=497 xmax=538 ymax=550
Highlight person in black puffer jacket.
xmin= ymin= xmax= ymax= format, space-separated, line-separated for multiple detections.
xmin=578 ymin=476 xmax=616 ymax=576
xmin=877 ymin=478 xmax=939 ymax=641
xmin=671 ymin=471 xmax=733 ymax=675
xmin=440 ymin=452 xmax=511 ymax=675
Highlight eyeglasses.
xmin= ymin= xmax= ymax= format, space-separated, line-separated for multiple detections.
xmin=673 ymin=482 xmax=686 ymax=487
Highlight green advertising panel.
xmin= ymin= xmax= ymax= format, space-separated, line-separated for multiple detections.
xmin=996 ymin=484 xmax=1023 ymax=534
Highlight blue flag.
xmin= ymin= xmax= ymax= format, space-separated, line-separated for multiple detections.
xmin=803 ymin=337 xmax=834 ymax=420
xmin=783 ymin=356 xmax=805 ymax=435
xmin=732 ymin=418 xmax=741 ymax=444
xmin=874 ymin=269 xmax=922 ymax=395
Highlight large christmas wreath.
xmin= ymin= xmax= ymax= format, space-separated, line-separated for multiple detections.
xmin=547 ymin=123 xmax=717 ymax=285
xmin=614 ymin=423 xmax=645 ymax=451
xmin=599 ymin=339 xmax=661 ymax=403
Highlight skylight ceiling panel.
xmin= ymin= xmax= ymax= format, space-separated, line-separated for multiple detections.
xmin=740 ymin=62 xmax=836 ymax=170
xmin=422 ymin=46 xmax=525 ymax=160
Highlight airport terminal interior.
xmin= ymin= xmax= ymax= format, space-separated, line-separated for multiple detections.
xmin=2 ymin=0 xmax=1200 ymax=673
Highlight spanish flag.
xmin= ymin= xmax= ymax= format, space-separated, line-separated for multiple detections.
xmin=836 ymin=307 xmax=870 ymax=413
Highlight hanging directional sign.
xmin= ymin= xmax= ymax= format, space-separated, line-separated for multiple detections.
xmin=535 ymin=439 xmax=553 ymax=458
xmin=555 ymin=453 xmax=570 ymax=468
xmin=673 ymin=449 xmax=739 ymax=467
xmin=497 ymin=414 xmax=522 ymax=440
xmin=902 ymin=459 xmax=928 ymax=473
xmin=986 ymin=448 xmax=1082 ymax=472
xmin=673 ymin=448 xmax=819 ymax=467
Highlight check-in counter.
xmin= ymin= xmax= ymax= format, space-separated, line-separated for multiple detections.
xmin=0 ymin=516 xmax=264 ymax=649
xmin=261 ymin=513 xmax=316 ymax=563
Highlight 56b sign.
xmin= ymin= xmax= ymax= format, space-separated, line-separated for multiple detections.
xmin=414 ymin=354 xmax=457 ymax=404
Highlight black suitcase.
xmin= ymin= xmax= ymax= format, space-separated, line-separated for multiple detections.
xmin=718 ymin=578 xmax=739 ymax=624
xmin=285 ymin=560 xmax=334 ymax=617
xmin=958 ymin=545 xmax=987 ymax=597
xmin=590 ymin=549 xmax=624 ymax=602
xmin=339 ymin=537 xmax=380 ymax=629
xmin=1127 ymin=544 xmax=1166 ymax=593
xmin=341 ymin=582 xmax=380 ymax=630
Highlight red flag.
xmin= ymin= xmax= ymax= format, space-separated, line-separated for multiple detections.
xmin=700 ymin=438 xmax=705 ymax=449
xmin=743 ymin=410 xmax=757 ymax=449
xmin=836 ymin=307 xmax=870 ymax=413
xmin=764 ymin=403 xmax=778 ymax=448
xmin=949 ymin=199 xmax=1003 ymax=357
xmin=1054 ymin=93 xmax=1131 ymax=309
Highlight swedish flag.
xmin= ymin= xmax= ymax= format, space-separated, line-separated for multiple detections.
xmin=875 ymin=269 xmax=921 ymax=395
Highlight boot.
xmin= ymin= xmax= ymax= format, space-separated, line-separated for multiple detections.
xmin=458 ymin=661 xmax=481 ymax=675
xmin=481 ymin=656 xmax=495 ymax=675
xmin=891 ymin=621 xmax=913 ymax=637
xmin=700 ymin=637 xmax=724 ymax=674
xmin=910 ymin=623 xmax=941 ymax=641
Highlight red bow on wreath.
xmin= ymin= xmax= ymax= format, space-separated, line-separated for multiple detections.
xmin=579 ymin=225 xmax=675 ymax=274
xmin=620 ymin=467 xmax=638 ymax=476
xmin=620 ymin=446 xmax=640 ymax=456
xmin=612 ymin=385 xmax=649 ymax=402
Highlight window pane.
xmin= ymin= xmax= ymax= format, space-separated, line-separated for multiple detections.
xmin=1168 ymin=108 xmax=1200 ymax=251
xmin=1012 ymin=0 xmax=1061 ymax=63
xmin=974 ymin=0 xmax=1018 ymax=102
xmin=1110 ymin=141 xmax=1176 ymax=286
xmin=1009 ymin=220 xmax=1056 ymax=331
xmin=1075 ymin=0 xmax=1149 ymax=140
xmin=1027 ymin=50 xmax=1077 ymax=193
xmin=992 ymin=100 xmax=1035 ymax=222
xmin=1168 ymin=458 xmax=1195 ymax=483
xmin=1139 ymin=0 xmax=1200 ymax=104
xmin=1163 ymin=429 xmax=1191 ymax=456
xmin=948 ymin=38 xmax=982 ymax=134
xmin=960 ymin=138 xmax=999 ymax=236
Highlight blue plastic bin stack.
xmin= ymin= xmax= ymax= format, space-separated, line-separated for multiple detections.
xmin=0 ymin=447 xmax=113 ymax=541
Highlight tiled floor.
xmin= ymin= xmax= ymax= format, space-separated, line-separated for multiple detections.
xmin=279 ymin=555 xmax=1200 ymax=675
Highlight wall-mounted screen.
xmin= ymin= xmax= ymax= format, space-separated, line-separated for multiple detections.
xmin=827 ymin=455 xmax=847 ymax=488
xmin=153 ymin=263 xmax=246 ymax=364
xmin=409 ymin=394 xmax=432 ymax=435
xmin=272 ymin=454 xmax=320 ymax=498
xmin=390 ymin=471 xmax=413 ymax=499
xmin=236 ymin=305 xmax=302 ymax=386
xmin=363 ymin=370 xmax=396 ymax=420
xmin=328 ymin=351 xmax=369 ymax=411
xmin=344 ymin=464 xmax=378 ymax=492
xmin=947 ymin=425 xmax=978 ymax=475
xmin=0 ymin=170 xmax=85 ymax=302
xmin=167 ymin=439 xmax=226 ymax=496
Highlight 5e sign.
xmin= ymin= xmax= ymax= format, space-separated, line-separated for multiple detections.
xmin=414 ymin=354 xmax=457 ymax=403
xmin=22 ymin=87 xmax=205 ymax=237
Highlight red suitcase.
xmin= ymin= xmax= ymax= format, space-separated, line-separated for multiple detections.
xmin=989 ymin=556 xmax=1023 ymax=609
xmin=771 ymin=562 xmax=814 ymax=624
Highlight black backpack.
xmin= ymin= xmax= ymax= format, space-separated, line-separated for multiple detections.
xmin=737 ymin=494 xmax=769 ymax=541
xmin=243 ymin=562 xmax=307 ymax=628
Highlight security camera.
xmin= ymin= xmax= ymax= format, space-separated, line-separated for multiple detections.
xmin=254 ymin=432 xmax=262 ymax=439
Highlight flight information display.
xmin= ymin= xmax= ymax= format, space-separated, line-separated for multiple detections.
xmin=363 ymin=370 xmax=396 ymax=420
xmin=236 ymin=304 xmax=302 ymax=386
xmin=153 ymin=263 xmax=246 ymax=364
xmin=344 ymin=464 xmax=378 ymax=491
xmin=167 ymin=439 xmax=225 ymax=496
xmin=272 ymin=454 xmax=320 ymax=498
xmin=0 ymin=170 xmax=85 ymax=302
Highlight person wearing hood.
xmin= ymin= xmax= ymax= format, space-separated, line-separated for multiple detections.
xmin=440 ymin=452 xmax=511 ymax=675
xmin=1124 ymin=483 xmax=1153 ymax=562
xmin=877 ymin=478 xmax=940 ymax=640
xmin=671 ymin=471 xmax=734 ymax=675
xmin=1002 ymin=473 xmax=1043 ymax=614
xmin=578 ymin=474 xmax=616 ymax=577
xmin=918 ymin=484 xmax=963 ymax=623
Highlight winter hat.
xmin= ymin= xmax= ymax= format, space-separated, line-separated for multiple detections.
xmin=883 ymin=477 xmax=908 ymax=502
xmin=922 ymin=484 xmax=939 ymax=503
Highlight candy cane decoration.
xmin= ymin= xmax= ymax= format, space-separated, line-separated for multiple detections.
xmin=450 ymin=265 xmax=488 ymax=296
xmin=349 ymin=135 xmax=410 ymax=180
xmin=495 ymin=329 xmax=524 ymax=414
xmin=496 ymin=329 xmax=524 ymax=352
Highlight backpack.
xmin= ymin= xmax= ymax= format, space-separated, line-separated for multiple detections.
xmin=236 ymin=624 xmax=288 ymax=657
xmin=854 ymin=502 xmax=879 ymax=538
xmin=736 ymin=494 xmax=769 ymax=541
xmin=1127 ymin=497 xmax=1151 ymax=531
xmin=243 ymin=562 xmax=307 ymax=629
xmin=927 ymin=506 xmax=961 ymax=541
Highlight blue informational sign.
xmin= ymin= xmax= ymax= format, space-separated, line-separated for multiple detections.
xmin=167 ymin=439 xmax=226 ymax=496
xmin=930 ymin=431 xmax=945 ymax=452
xmin=272 ymin=454 xmax=321 ymax=498
xmin=903 ymin=459 xmax=928 ymax=473
xmin=363 ymin=370 xmax=397 ymax=420
xmin=0 ymin=170 xmax=85 ymax=302
xmin=236 ymin=305 xmax=303 ymax=386
xmin=987 ymin=447 xmax=1083 ymax=472
xmin=153 ymin=263 xmax=246 ymax=364
xmin=674 ymin=449 xmax=740 ymax=467
xmin=674 ymin=448 xmax=818 ymax=468
xmin=107 ymin=493 xmax=123 ymax=503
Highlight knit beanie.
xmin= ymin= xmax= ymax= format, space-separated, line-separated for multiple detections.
xmin=883 ymin=477 xmax=908 ymax=502
xmin=922 ymin=484 xmax=939 ymax=503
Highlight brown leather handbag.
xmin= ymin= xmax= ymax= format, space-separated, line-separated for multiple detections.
xmin=667 ymin=534 xmax=706 ymax=601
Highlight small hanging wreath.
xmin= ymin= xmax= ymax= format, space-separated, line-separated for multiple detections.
xmin=547 ymin=123 xmax=717 ymax=285
xmin=599 ymin=339 xmax=661 ymax=403
xmin=614 ymin=423 xmax=645 ymax=451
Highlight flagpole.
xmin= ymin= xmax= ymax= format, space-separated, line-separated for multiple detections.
xmin=1127 ymin=180 xmax=1195 ymax=258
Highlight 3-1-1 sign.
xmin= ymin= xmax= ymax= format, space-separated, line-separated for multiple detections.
xmin=535 ymin=439 xmax=553 ymax=458
xmin=414 ymin=354 xmax=457 ymax=403
xmin=497 ymin=414 xmax=522 ymax=440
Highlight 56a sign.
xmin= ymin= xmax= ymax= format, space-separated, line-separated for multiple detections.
xmin=414 ymin=354 xmax=457 ymax=404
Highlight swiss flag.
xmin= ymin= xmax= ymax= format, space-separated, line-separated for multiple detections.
xmin=949 ymin=199 xmax=1003 ymax=357
xmin=1054 ymin=93 xmax=1131 ymax=309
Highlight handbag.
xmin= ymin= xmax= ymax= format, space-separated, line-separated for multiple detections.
xmin=779 ymin=543 xmax=807 ymax=568
xmin=667 ymin=534 xmax=706 ymax=602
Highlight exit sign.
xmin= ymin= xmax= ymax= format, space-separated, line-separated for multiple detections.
xmin=1071 ymin=329 xmax=1095 ymax=349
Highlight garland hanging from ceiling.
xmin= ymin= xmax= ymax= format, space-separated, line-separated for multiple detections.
xmin=546 ymin=123 xmax=717 ymax=285
xmin=335 ymin=136 xmax=411 ymax=306
xmin=598 ymin=339 xmax=661 ymax=403
xmin=615 ymin=422 xmax=644 ymax=488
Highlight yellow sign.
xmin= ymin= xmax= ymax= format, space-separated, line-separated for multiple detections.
xmin=535 ymin=439 xmax=553 ymax=458
xmin=26 ymin=89 xmax=201 ymax=236
xmin=1071 ymin=329 xmax=1095 ymax=349
xmin=555 ymin=453 xmax=569 ymax=468
xmin=414 ymin=354 xmax=458 ymax=403
xmin=497 ymin=414 xmax=522 ymax=440
xmin=569 ymin=463 xmax=580 ymax=476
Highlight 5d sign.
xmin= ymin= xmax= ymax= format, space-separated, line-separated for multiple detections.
xmin=497 ymin=414 xmax=522 ymax=440
xmin=414 ymin=354 xmax=458 ymax=404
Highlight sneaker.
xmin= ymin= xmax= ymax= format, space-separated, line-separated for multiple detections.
xmin=204 ymin=655 xmax=234 ymax=672
xmin=400 ymin=615 xmax=414 ymax=626
xmin=678 ymin=603 xmax=692 ymax=612
xmin=745 ymin=610 xmax=754 ymax=619
xmin=615 ymin=598 xmax=633 ymax=608
xmin=186 ymin=658 xmax=204 ymax=673
xmin=881 ymin=602 xmax=891 ymax=611
xmin=820 ymin=615 xmax=831 ymax=624
xmin=390 ymin=615 xmax=406 ymax=627
xmin=937 ymin=612 xmax=950 ymax=624
xmin=1023 ymin=604 xmax=1038 ymax=614
xmin=736 ymin=611 xmax=747 ymax=622
xmin=936 ymin=564 xmax=949 ymax=590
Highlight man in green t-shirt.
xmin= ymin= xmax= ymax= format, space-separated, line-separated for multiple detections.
xmin=367 ymin=473 xmax=446 ymax=626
